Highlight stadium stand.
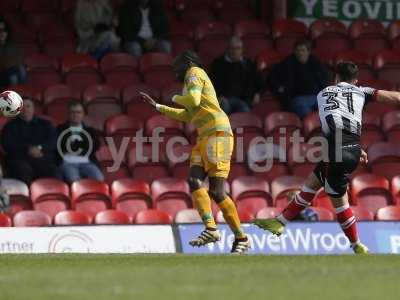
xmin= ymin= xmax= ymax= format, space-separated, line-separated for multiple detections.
xmin=3 ymin=1 xmax=400 ymax=226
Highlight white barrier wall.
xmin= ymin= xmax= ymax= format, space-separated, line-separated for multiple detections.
xmin=0 ymin=226 xmax=176 ymax=254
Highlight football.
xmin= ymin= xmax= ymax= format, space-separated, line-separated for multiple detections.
xmin=0 ymin=90 xmax=24 ymax=117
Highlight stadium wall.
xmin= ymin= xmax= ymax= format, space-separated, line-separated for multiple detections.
xmin=1 ymin=222 xmax=400 ymax=254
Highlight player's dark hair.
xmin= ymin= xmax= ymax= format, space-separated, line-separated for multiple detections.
xmin=176 ymin=50 xmax=203 ymax=69
xmin=294 ymin=39 xmax=312 ymax=51
xmin=173 ymin=50 xmax=203 ymax=81
xmin=336 ymin=61 xmax=358 ymax=82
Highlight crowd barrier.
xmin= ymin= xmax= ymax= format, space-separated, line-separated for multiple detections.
xmin=1 ymin=222 xmax=400 ymax=254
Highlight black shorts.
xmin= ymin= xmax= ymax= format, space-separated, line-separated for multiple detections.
xmin=313 ymin=143 xmax=361 ymax=198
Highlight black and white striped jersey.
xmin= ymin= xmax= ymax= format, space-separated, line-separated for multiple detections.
xmin=317 ymin=82 xmax=376 ymax=143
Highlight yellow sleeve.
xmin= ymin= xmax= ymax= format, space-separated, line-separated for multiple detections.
xmin=173 ymin=68 xmax=203 ymax=109
xmin=157 ymin=104 xmax=191 ymax=123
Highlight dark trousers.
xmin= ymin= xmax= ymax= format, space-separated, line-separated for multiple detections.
xmin=6 ymin=157 xmax=61 ymax=185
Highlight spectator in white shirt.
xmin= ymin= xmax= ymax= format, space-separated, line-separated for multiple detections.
xmin=56 ymin=102 xmax=103 ymax=184
xmin=118 ymin=0 xmax=171 ymax=57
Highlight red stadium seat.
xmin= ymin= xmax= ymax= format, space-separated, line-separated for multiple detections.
xmin=71 ymin=179 xmax=111 ymax=218
xmin=27 ymin=70 xmax=62 ymax=90
xmin=310 ymin=207 xmax=335 ymax=221
xmin=143 ymin=70 xmax=176 ymax=89
xmin=256 ymin=207 xmax=283 ymax=219
xmin=271 ymin=175 xmax=305 ymax=207
xmin=335 ymin=50 xmax=374 ymax=81
xmin=194 ymin=21 xmax=231 ymax=41
xmin=303 ymin=111 xmax=322 ymax=138
xmin=111 ymin=179 xmax=151 ymax=220
xmin=95 ymin=210 xmax=131 ymax=224
xmin=216 ymin=208 xmax=254 ymax=223
xmin=359 ymin=79 xmax=395 ymax=91
xmin=382 ymin=110 xmax=400 ymax=137
xmin=105 ymin=114 xmax=143 ymax=146
xmin=264 ymin=112 xmax=302 ymax=135
xmin=21 ymin=0 xmax=55 ymax=12
xmin=11 ymin=84 xmax=42 ymax=103
xmin=161 ymin=82 xmax=184 ymax=104
xmin=166 ymin=143 xmax=191 ymax=179
xmin=374 ymin=50 xmax=400 ymax=86
xmin=351 ymin=174 xmax=392 ymax=213
xmin=288 ymin=143 xmax=322 ymax=178
xmin=101 ymin=165 xmax=130 ymax=186
xmin=219 ymin=8 xmax=254 ymax=24
xmin=243 ymin=38 xmax=274 ymax=59
xmin=13 ymin=210 xmax=51 ymax=227
xmin=175 ymin=209 xmax=202 ymax=223
xmin=123 ymin=84 xmax=160 ymax=119
xmin=363 ymin=111 xmax=381 ymax=131
xmin=54 ymin=211 xmax=92 ymax=225
xmin=272 ymin=19 xmax=307 ymax=54
xmin=0 ymin=0 xmax=19 ymax=12
xmin=231 ymin=176 xmax=272 ymax=214
xmin=256 ymin=50 xmax=285 ymax=72
xmin=26 ymin=12 xmax=59 ymax=30
xmin=234 ymin=20 xmax=270 ymax=39
xmin=169 ymin=21 xmax=194 ymax=41
xmin=83 ymin=84 xmax=121 ymax=125
xmin=65 ymin=71 xmax=102 ymax=93
xmin=388 ymin=20 xmax=400 ymax=41
xmin=43 ymin=84 xmax=81 ymax=124
xmin=376 ymin=206 xmax=400 ymax=221
xmin=139 ymin=52 xmax=173 ymax=74
xmin=30 ymin=178 xmax=70 ymax=219
xmin=127 ymin=145 xmax=169 ymax=183
xmin=367 ymin=142 xmax=400 ymax=180
xmin=0 ymin=213 xmax=12 ymax=227
xmin=349 ymin=20 xmax=385 ymax=39
xmin=145 ymin=115 xmax=185 ymax=137
xmin=364 ymin=101 xmax=398 ymax=116
xmin=180 ymin=8 xmax=215 ymax=26
xmin=2 ymin=179 xmax=31 ymax=217
xmin=12 ymin=25 xmax=37 ymax=44
xmin=100 ymin=53 xmax=137 ymax=73
xmin=361 ymin=130 xmax=385 ymax=150
xmin=105 ymin=70 xmax=141 ymax=90
xmin=25 ymin=53 xmax=59 ymax=72
xmin=197 ymin=38 xmax=229 ymax=67
xmin=354 ymin=37 xmax=389 ymax=57
xmin=251 ymin=99 xmax=282 ymax=119
xmin=135 ymin=209 xmax=173 ymax=224
xmin=309 ymin=18 xmax=347 ymax=39
xmin=43 ymin=41 xmax=76 ymax=59
xmin=171 ymin=39 xmax=195 ymax=57
xmin=151 ymin=178 xmax=191 ymax=218
xmin=229 ymin=112 xmax=263 ymax=133
xmin=62 ymin=53 xmax=98 ymax=73
xmin=41 ymin=23 xmax=76 ymax=43
xmin=351 ymin=206 xmax=374 ymax=221
xmin=390 ymin=175 xmax=400 ymax=205
xmin=312 ymin=190 xmax=335 ymax=213
xmin=315 ymin=37 xmax=351 ymax=59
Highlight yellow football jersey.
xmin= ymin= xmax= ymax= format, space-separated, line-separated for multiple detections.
xmin=157 ymin=66 xmax=233 ymax=139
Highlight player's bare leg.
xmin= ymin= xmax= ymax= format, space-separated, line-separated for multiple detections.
xmin=188 ymin=166 xmax=221 ymax=247
xmin=253 ymin=173 xmax=322 ymax=235
xmin=330 ymin=193 xmax=369 ymax=254
xmin=209 ymin=176 xmax=250 ymax=254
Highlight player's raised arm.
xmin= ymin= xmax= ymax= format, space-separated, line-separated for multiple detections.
xmin=375 ymin=89 xmax=400 ymax=104
xmin=140 ymin=92 xmax=190 ymax=123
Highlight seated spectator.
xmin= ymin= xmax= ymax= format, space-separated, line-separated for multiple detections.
xmin=1 ymin=99 xmax=61 ymax=184
xmin=74 ymin=0 xmax=120 ymax=59
xmin=118 ymin=0 xmax=171 ymax=57
xmin=0 ymin=17 xmax=27 ymax=87
xmin=0 ymin=164 xmax=10 ymax=213
xmin=210 ymin=36 xmax=263 ymax=115
xmin=56 ymin=101 xmax=103 ymax=184
xmin=267 ymin=40 xmax=329 ymax=118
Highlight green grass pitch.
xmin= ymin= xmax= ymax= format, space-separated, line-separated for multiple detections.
xmin=0 ymin=255 xmax=399 ymax=300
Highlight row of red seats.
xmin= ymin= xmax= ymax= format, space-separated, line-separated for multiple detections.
xmin=3 ymin=203 xmax=400 ymax=227
xmin=3 ymin=172 xmax=400 ymax=220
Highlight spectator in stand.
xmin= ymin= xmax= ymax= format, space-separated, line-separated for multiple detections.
xmin=56 ymin=101 xmax=103 ymax=184
xmin=267 ymin=40 xmax=329 ymax=118
xmin=1 ymin=99 xmax=61 ymax=185
xmin=0 ymin=164 xmax=10 ymax=213
xmin=118 ymin=0 xmax=171 ymax=58
xmin=0 ymin=17 xmax=27 ymax=87
xmin=74 ymin=0 xmax=120 ymax=59
xmin=210 ymin=36 xmax=263 ymax=115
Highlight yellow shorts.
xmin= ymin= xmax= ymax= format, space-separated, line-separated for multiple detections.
xmin=190 ymin=132 xmax=234 ymax=178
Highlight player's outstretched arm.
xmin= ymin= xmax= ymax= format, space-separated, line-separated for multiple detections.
xmin=376 ymin=90 xmax=400 ymax=104
xmin=140 ymin=92 xmax=190 ymax=122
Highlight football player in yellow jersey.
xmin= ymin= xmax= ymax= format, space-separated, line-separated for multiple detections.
xmin=141 ymin=50 xmax=250 ymax=253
